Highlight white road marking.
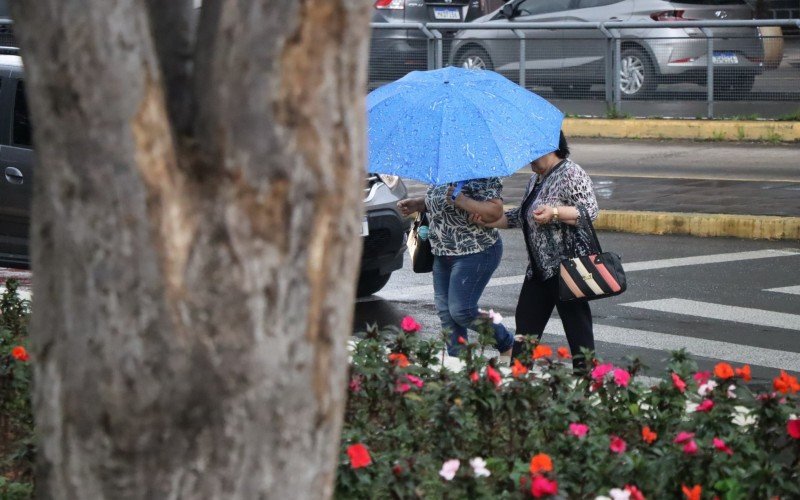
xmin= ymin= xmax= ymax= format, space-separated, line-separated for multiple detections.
xmin=765 ymin=285 xmax=800 ymax=296
xmin=621 ymin=298 xmax=800 ymax=332
xmin=0 ymin=287 xmax=31 ymax=301
xmin=378 ymin=249 xmax=800 ymax=301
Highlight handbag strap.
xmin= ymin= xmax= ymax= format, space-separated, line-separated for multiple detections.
xmin=564 ymin=205 xmax=602 ymax=258
xmin=577 ymin=205 xmax=603 ymax=254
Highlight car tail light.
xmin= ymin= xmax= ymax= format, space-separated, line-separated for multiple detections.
xmin=670 ymin=57 xmax=697 ymax=63
xmin=375 ymin=0 xmax=404 ymax=9
xmin=650 ymin=10 xmax=696 ymax=21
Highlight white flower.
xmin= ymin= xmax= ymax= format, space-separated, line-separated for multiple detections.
xmin=469 ymin=457 xmax=491 ymax=478
xmin=609 ymin=488 xmax=631 ymax=500
xmin=595 ymin=497 xmax=613 ymax=500
xmin=727 ymin=384 xmax=737 ymax=399
xmin=698 ymin=380 xmax=718 ymax=396
xmin=488 ymin=309 xmax=503 ymax=325
xmin=439 ymin=459 xmax=460 ymax=481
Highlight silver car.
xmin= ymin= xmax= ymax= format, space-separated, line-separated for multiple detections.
xmin=450 ymin=0 xmax=764 ymax=97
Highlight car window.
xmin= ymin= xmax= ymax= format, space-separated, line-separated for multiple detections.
xmin=669 ymin=0 xmax=745 ymax=3
xmin=517 ymin=0 xmax=573 ymax=16
xmin=12 ymin=81 xmax=31 ymax=148
xmin=578 ymin=0 xmax=625 ymax=8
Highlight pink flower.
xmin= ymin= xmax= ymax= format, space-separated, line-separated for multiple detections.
xmin=569 ymin=423 xmax=589 ymax=438
xmin=400 ymin=316 xmax=421 ymax=333
xmin=348 ymin=376 xmax=362 ymax=393
xmin=713 ymin=437 xmax=733 ymax=456
xmin=613 ymin=368 xmax=631 ymax=387
xmin=698 ymin=380 xmax=717 ymax=397
xmin=487 ymin=309 xmax=503 ymax=325
xmin=673 ymin=431 xmax=695 ymax=444
xmin=683 ymin=440 xmax=699 ymax=455
xmin=530 ymin=476 xmax=559 ymax=498
xmin=787 ymin=419 xmax=800 ymax=439
xmin=395 ymin=381 xmax=411 ymax=393
xmin=591 ymin=363 xmax=615 ymax=381
xmin=609 ymin=488 xmax=631 ymax=500
xmin=439 ymin=459 xmax=460 ymax=480
xmin=695 ymin=399 xmax=715 ymax=412
xmin=405 ymin=374 xmax=424 ymax=388
xmin=671 ymin=373 xmax=687 ymax=393
xmin=693 ymin=371 xmax=712 ymax=385
xmin=609 ymin=435 xmax=627 ymax=454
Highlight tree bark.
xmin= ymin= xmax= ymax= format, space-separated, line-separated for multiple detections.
xmin=10 ymin=0 xmax=371 ymax=497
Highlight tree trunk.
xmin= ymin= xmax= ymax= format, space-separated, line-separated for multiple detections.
xmin=10 ymin=0 xmax=371 ymax=497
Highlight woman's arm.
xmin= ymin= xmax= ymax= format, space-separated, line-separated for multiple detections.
xmin=532 ymin=166 xmax=598 ymax=226
xmin=446 ymin=185 xmax=504 ymax=223
xmin=397 ymin=197 xmax=426 ymax=217
xmin=469 ymin=213 xmax=509 ymax=229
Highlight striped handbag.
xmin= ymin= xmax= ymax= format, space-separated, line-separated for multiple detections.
xmin=558 ymin=209 xmax=627 ymax=302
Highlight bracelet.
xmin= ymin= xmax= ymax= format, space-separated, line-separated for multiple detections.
xmin=552 ymin=207 xmax=559 ymax=222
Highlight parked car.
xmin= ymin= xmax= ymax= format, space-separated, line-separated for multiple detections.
xmin=369 ymin=0 xmax=505 ymax=82
xmin=450 ymin=0 xmax=765 ymax=97
xmin=0 ymin=55 xmax=408 ymax=297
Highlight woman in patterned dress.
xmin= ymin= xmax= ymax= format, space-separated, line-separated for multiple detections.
xmin=398 ymin=178 xmax=515 ymax=360
xmin=471 ymin=132 xmax=599 ymax=371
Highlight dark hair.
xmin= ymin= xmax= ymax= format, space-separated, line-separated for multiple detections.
xmin=554 ymin=130 xmax=570 ymax=159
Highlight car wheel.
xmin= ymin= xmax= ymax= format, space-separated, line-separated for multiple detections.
xmin=356 ymin=270 xmax=393 ymax=297
xmin=457 ymin=46 xmax=493 ymax=71
xmin=714 ymin=74 xmax=755 ymax=99
xmin=619 ymin=47 xmax=656 ymax=98
xmin=552 ymin=84 xmax=590 ymax=99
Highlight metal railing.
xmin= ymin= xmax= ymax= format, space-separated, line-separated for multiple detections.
xmin=370 ymin=19 xmax=800 ymax=119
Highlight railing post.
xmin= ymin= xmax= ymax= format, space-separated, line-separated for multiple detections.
xmin=701 ymin=27 xmax=714 ymax=119
xmin=513 ymin=29 xmax=526 ymax=88
xmin=419 ymin=24 xmax=436 ymax=70
xmin=432 ymin=29 xmax=444 ymax=69
xmin=599 ymin=23 xmax=615 ymax=113
xmin=612 ymin=29 xmax=622 ymax=115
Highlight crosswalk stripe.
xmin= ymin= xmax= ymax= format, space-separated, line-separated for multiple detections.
xmin=621 ymin=298 xmax=800 ymax=331
xmin=765 ymin=285 xmax=800 ymax=296
xmin=378 ymin=248 xmax=800 ymax=301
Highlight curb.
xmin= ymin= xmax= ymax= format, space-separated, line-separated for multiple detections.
xmin=595 ymin=210 xmax=800 ymax=240
xmin=563 ymin=118 xmax=800 ymax=142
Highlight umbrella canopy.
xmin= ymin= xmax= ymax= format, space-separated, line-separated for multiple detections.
xmin=367 ymin=66 xmax=564 ymax=185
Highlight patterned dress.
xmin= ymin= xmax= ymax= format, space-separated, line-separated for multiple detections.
xmin=505 ymin=159 xmax=599 ymax=280
xmin=424 ymin=178 xmax=503 ymax=256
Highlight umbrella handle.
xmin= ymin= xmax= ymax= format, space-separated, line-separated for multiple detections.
xmin=451 ymin=180 xmax=465 ymax=201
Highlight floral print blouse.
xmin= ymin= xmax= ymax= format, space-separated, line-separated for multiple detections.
xmin=425 ymin=178 xmax=502 ymax=256
xmin=505 ymin=159 xmax=599 ymax=281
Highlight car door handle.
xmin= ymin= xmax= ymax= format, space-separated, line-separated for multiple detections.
xmin=4 ymin=166 xmax=24 ymax=185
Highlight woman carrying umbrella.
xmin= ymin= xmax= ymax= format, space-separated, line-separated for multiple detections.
xmin=398 ymin=179 xmax=515 ymax=360
xmin=471 ymin=132 xmax=598 ymax=372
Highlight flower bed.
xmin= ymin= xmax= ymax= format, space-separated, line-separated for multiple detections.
xmin=337 ymin=318 xmax=800 ymax=499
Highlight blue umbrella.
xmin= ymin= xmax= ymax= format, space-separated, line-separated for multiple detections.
xmin=367 ymin=66 xmax=564 ymax=189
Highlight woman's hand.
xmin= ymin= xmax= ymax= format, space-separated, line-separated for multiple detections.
xmin=445 ymin=185 xmax=465 ymax=208
xmin=532 ymin=205 xmax=556 ymax=225
xmin=397 ymin=197 xmax=426 ymax=217
xmin=470 ymin=213 xmax=509 ymax=229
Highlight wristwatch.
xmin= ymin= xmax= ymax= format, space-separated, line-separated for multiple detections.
xmin=552 ymin=207 xmax=559 ymax=222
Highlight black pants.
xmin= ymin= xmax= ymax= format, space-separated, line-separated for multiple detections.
xmin=514 ymin=275 xmax=595 ymax=370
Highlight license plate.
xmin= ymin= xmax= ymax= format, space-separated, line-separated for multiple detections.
xmin=361 ymin=217 xmax=369 ymax=237
xmin=712 ymin=52 xmax=739 ymax=64
xmin=433 ymin=7 xmax=460 ymax=20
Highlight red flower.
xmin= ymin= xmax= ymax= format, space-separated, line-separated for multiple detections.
xmin=674 ymin=431 xmax=695 ymax=444
xmin=683 ymin=440 xmax=699 ymax=455
xmin=713 ymin=437 xmax=733 ymax=456
xmin=735 ymin=364 xmax=752 ymax=382
xmin=693 ymin=371 xmax=712 ymax=385
xmin=682 ymin=484 xmax=702 ymax=500
xmin=625 ymin=484 xmax=646 ymax=500
xmin=400 ymin=316 xmax=421 ymax=333
xmin=695 ymin=399 xmax=715 ymax=412
xmin=787 ymin=419 xmax=800 ymax=439
xmin=556 ymin=346 xmax=571 ymax=359
xmin=609 ymin=435 xmax=627 ymax=454
xmin=529 ymin=453 xmax=553 ymax=474
xmin=530 ymin=476 xmax=558 ymax=498
xmin=486 ymin=366 xmax=502 ymax=387
xmin=773 ymin=370 xmax=800 ymax=394
xmin=347 ymin=443 xmax=372 ymax=469
xmin=469 ymin=371 xmax=479 ymax=383
xmin=11 ymin=346 xmax=28 ymax=362
xmin=671 ymin=373 xmax=687 ymax=393
xmin=388 ymin=353 xmax=410 ymax=368
xmin=641 ymin=426 xmax=658 ymax=444
xmin=533 ymin=344 xmax=552 ymax=359
xmin=457 ymin=336 xmax=467 ymax=345
xmin=511 ymin=359 xmax=528 ymax=378
xmin=714 ymin=362 xmax=735 ymax=380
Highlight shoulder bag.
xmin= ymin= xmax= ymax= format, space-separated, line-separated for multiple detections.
xmin=408 ymin=212 xmax=434 ymax=274
xmin=558 ymin=207 xmax=627 ymax=302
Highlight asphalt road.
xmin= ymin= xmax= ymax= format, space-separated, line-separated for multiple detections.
xmin=355 ymin=231 xmax=800 ymax=387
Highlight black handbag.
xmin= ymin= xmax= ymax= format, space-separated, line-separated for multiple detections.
xmin=558 ymin=208 xmax=627 ymax=302
xmin=408 ymin=212 xmax=434 ymax=274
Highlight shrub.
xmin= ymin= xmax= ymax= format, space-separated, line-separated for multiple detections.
xmin=336 ymin=318 xmax=800 ymax=499
xmin=0 ymin=280 xmax=34 ymax=498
